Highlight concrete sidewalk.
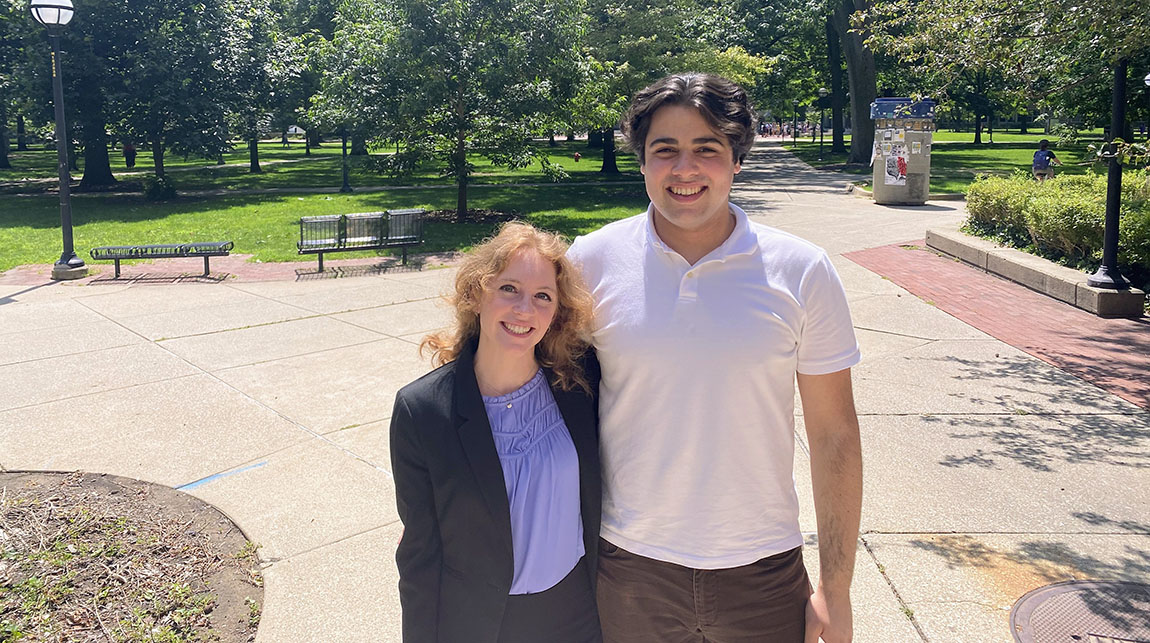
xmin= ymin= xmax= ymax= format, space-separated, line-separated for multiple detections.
xmin=2 ymin=140 xmax=1147 ymax=642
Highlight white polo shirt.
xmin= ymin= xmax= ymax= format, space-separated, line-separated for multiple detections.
xmin=568 ymin=203 xmax=860 ymax=569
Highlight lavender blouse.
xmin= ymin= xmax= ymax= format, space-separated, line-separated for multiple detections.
xmin=482 ymin=369 xmax=584 ymax=595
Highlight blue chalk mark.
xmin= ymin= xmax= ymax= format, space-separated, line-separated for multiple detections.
xmin=178 ymin=461 xmax=267 ymax=491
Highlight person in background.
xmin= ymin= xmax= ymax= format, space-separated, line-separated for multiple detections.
xmin=122 ymin=142 xmax=137 ymax=169
xmin=1032 ymin=139 xmax=1061 ymax=181
xmin=391 ymin=222 xmax=602 ymax=643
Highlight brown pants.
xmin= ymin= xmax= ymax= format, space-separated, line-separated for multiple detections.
xmin=597 ymin=539 xmax=810 ymax=643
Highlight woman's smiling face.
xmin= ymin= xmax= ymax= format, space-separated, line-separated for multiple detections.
xmin=476 ymin=248 xmax=560 ymax=360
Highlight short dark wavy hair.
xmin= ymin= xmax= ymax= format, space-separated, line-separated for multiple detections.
xmin=621 ymin=72 xmax=757 ymax=165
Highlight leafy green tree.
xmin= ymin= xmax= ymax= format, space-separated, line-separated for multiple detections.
xmin=1 ymin=0 xmax=114 ymax=184
xmin=110 ymin=0 xmax=242 ymax=181
xmin=830 ymin=0 xmax=876 ymax=164
xmin=387 ymin=0 xmax=584 ymax=220
xmin=865 ymin=0 xmax=1149 ymax=127
xmin=226 ymin=0 xmax=280 ymax=173
xmin=309 ymin=0 xmax=404 ymax=186
xmin=0 ymin=0 xmax=22 ymax=170
xmin=582 ymin=0 xmax=769 ymax=173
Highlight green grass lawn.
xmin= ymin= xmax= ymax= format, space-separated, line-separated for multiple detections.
xmin=783 ymin=131 xmax=1106 ymax=194
xmin=0 ymin=183 xmax=651 ymax=271
xmin=1 ymin=140 xmax=640 ymax=193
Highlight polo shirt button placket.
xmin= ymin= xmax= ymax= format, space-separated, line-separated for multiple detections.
xmin=679 ymin=269 xmax=698 ymax=301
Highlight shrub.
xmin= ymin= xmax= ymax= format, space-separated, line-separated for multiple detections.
xmin=143 ymin=176 xmax=177 ymax=201
xmin=965 ymin=173 xmax=1033 ymax=234
xmin=963 ymin=168 xmax=1150 ymax=289
xmin=1120 ymin=171 xmax=1150 ymax=281
xmin=1024 ymin=189 xmax=1104 ymax=258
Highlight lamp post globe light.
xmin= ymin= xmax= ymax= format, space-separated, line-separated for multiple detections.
xmin=30 ymin=0 xmax=86 ymax=280
xmin=818 ymin=87 xmax=828 ymax=160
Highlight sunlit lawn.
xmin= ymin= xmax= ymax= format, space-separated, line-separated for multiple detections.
xmin=0 ymin=183 xmax=650 ymax=271
xmin=0 ymin=140 xmax=640 ymax=193
xmin=0 ymin=139 xmax=343 ymax=183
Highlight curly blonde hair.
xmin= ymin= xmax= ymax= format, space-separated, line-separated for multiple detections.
xmin=421 ymin=222 xmax=595 ymax=393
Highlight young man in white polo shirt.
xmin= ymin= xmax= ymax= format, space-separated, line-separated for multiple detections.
xmin=567 ymin=73 xmax=862 ymax=642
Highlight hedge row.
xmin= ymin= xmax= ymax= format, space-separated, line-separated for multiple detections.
xmin=964 ymin=170 xmax=1150 ymax=288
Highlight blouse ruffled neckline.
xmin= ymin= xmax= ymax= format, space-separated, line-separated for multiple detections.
xmin=481 ymin=368 xmax=546 ymax=405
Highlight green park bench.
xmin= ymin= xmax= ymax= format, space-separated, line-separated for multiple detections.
xmin=89 ymin=241 xmax=234 ymax=278
xmin=297 ymin=209 xmax=425 ymax=272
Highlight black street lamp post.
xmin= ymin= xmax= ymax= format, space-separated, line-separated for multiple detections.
xmin=792 ymin=99 xmax=798 ymax=147
xmin=1087 ymin=58 xmax=1130 ymax=290
xmin=340 ymin=128 xmax=353 ymax=193
xmin=31 ymin=0 xmax=86 ymax=280
xmin=818 ymin=87 xmax=828 ymax=160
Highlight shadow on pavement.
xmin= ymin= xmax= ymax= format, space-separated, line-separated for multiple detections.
xmin=293 ymin=258 xmax=426 ymax=280
xmin=909 ymin=534 xmax=1150 ymax=633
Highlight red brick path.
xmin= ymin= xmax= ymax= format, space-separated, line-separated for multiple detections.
xmin=845 ymin=242 xmax=1150 ymax=411
xmin=0 ymin=252 xmax=465 ymax=285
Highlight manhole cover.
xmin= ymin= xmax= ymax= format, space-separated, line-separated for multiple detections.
xmin=1011 ymin=580 xmax=1150 ymax=643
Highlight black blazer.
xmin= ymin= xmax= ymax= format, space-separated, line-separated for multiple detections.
xmin=389 ymin=342 xmax=601 ymax=643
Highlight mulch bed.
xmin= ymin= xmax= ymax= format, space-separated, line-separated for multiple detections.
xmin=0 ymin=472 xmax=262 ymax=642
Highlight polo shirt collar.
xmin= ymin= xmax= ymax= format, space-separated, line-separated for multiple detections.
xmin=644 ymin=202 xmax=760 ymax=264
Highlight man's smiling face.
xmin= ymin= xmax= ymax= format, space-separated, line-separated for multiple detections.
xmin=641 ymin=104 xmax=741 ymax=239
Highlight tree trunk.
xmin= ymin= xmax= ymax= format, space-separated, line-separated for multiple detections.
xmin=973 ymin=112 xmax=983 ymax=144
xmin=308 ymin=129 xmax=322 ymax=148
xmin=249 ymin=135 xmax=262 ymax=173
xmin=831 ymin=0 xmax=877 ymax=164
xmin=600 ymin=127 xmax=619 ymax=174
xmin=351 ymin=132 xmax=367 ymax=155
xmin=1019 ymin=113 xmax=1029 ymax=134
xmin=988 ymin=109 xmax=994 ymax=143
xmin=566 ymin=130 xmax=575 ymax=142
xmin=16 ymin=114 xmax=28 ymax=151
xmin=454 ymin=128 xmax=468 ymax=222
xmin=588 ymin=128 xmax=602 ymax=148
xmin=153 ymin=139 xmax=166 ymax=180
xmin=305 ymin=130 xmax=311 ymax=156
xmin=826 ymin=16 xmax=847 ymax=154
xmin=67 ymin=133 xmax=79 ymax=172
xmin=78 ymin=111 xmax=116 ymax=190
xmin=0 ymin=102 xmax=10 ymax=169
xmin=548 ymin=132 xmax=556 ymax=146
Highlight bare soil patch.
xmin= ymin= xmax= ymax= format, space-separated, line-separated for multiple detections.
xmin=0 ymin=472 xmax=262 ymax=642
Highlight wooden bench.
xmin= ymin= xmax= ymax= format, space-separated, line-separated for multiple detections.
xmin=297 ymin=209 xmax=425 ymax=272
xmin=89 ymin=242 xmax=234 ymax=278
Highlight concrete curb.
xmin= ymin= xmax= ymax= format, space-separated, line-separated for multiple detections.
xmin=925 ymin=226 xmax=1146 ymax=318
xmin=845 ymin=183 xmax=965 ymax=202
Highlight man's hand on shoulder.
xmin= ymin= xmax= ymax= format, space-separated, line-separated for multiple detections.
xmin=805 ymin=584 xmax=852 ymax=643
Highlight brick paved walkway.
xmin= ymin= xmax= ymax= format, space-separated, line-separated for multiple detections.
xmin=0 ymin=251 xmax=465 ymax=285
xmin=845 ymin=241 xmax=1150 ymax=410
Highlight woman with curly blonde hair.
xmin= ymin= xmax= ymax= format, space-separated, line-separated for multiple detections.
xmin=390 ymin=222 xmax=602 ymax=643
